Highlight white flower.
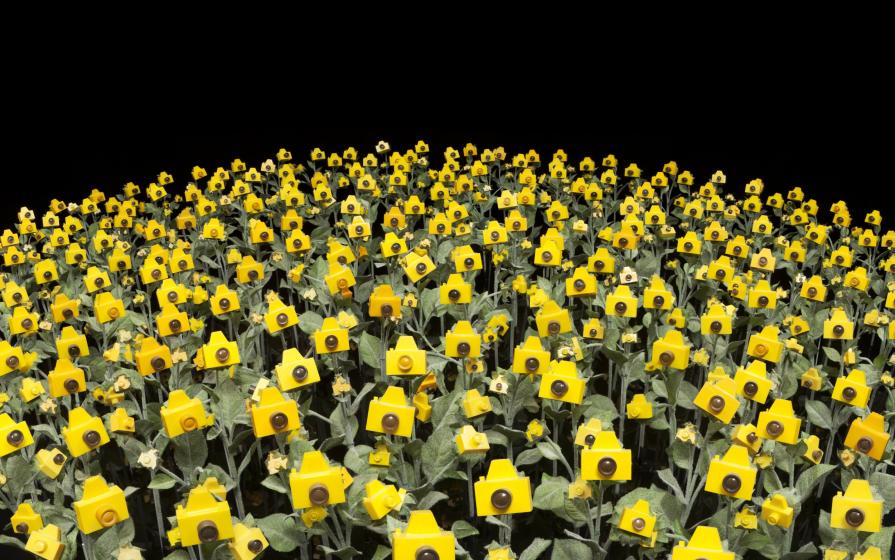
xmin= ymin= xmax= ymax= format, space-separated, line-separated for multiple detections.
xmin=116 ymin=545 xmax=144 ymax=560
xmin=138 ymin=449 xmax=159 ymax=469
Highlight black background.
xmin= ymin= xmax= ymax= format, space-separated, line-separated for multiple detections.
xmin=6 ymin=113 xmax=887 ymax=224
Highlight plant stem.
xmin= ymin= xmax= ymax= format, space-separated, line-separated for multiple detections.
xmin=221 ymin=428 xmax=246 ymax=518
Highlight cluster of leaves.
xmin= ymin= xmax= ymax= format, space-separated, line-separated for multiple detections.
xmin=0 ymin=142 xmax=894 ymax=560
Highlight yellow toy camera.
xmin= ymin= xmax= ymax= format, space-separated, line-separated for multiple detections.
xmin=48 ymin=358 xmax=87 ymax=398
xmin=693 ymin=376 xmax=739 ymax=424
xmin=314 ymin=317 xmax=349 ymax=354
xmin=474 ymin=459 xmax=532 ymax=516
xmin=824 ymin=307 xmax=854 ymax=340
xmin=366 ymin=386 xmax=415 ymax=438
xmin=700 ymin=304 xmax=732 ymax=335
xmin=363 ymin=480 xmax=406 ymax=521
xmin=588 ymin=248 xmax=615 ymax=274
xmin=512 ymin=336 xmax=549 ymax=375
xmin=844 ymin=412 xmax=889 ymax=460
xmin=386 ymin=336 xmax=426 ymax=376
xmin=160 ymin=390 xmax=215 ymax=438
xmin=251 ymin=387 xmax=300 ymax=438
xmin=446 ymin=321 xmax=481 ymax=358
xmin=733 ymin=360 xmax=772 ymax=404
xmin=62 ymin=407 xmax=110 ymax=458
xmin=606 ymin=285 xmax=637 ymax=318
xmin=653 ymin=325 xmax=690 ymax=365
xmin=74 ymin=475 xmax=129 ymax=534
xmin=619 ymin=499 xmax=655 ymax=538
xmin=705 ymin=445 xmax=756 ymax=500
xmin=832 ymin=369 xmax=871 ymax=408
xmin=403 ymin=252 xmax=435 ymax=282
xmin=539 ymin=360 xmax=585 ymax=405
xmin=440 ymin=274 xmax=472 ymax=305
xmin=535 ymin=300 xmax=571 ymax=337
xmin=746 ymin=326 xmax=783 ymax=363
xmin=228 ymin=523 xmax=269 ymax=560
xmin=463 ymin=389 xmax=493 ymax=419
xmin=275 ymin=348 xmax=320 ymax=391
xmin=135 ymin=337 xmax=173 ymax=376
xmin=0 ymin=413 xmax=34 ymax=457
xmin=264 ymin=296 xmax=298 ymax=334
xmin=168 ymin=483 xmax=234 ymax=546
xmin=582 ymin=431 xmax=631 ymax=481
xmin=830 ymin=479 xmax=882 ymax=532
xmin=289 ymin=451 xmax=346 ymax=509
xmin=756 ymin=399 xmax=801 ymax=445
xmin=670 ymin=526 xmax=734 ymax=560
xmin=25 ymin=524 xmax=64 ymax=560
xmin=200 ymin=331 xmax=240 ymax=369
xmin=392 ymin=510 xmax=455 ymax=560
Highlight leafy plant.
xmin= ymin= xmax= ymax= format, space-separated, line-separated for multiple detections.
xmin=0 ymin=143 xmax=893 ymax=560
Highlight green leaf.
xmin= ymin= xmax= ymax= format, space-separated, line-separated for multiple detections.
xmin=371 ymin=545 xmax=392 ymax=560
xmin=822 ymin=346 xmax=841 ymax=363
xmin=869 ymin=472 xmax=895 ymax=513
xmin=795 ymin=464 xmax=836 ymax=503
xmin=416 ymin=490 xmax=449 ymax=511
xmin=148 ymin=472 xmax=177 ymax=490
xmin=577 ymin=394 xmax=618 ymax=425
xmin=635 ymin=251 xmax=659 ymax=278
xmin=261 ymin=475 xmax=289 ymax=494
xmin=657 ymin=468 xmax=685 ymax=503
xmin=359 ymin=331 xmax=382 ymax=369
xmin=519 ymin=538 xmax=552 ymax=560
xmin=421 ymin=287 xmax=442 ymax=318
xmin=515 ymin=448 xmax=543 ymax=467
xmin=533 ymin=474 xmax=589 ymax=527
xmin=740 ymin=532 xmax=779 ymax=558
xmin=343 ymin=445 xmax=374 ymax=474
xmin=319 ymin=545 xmax=361 ymax=559
xmin=550 ymin=538 xmax=593 ymax=560
xmin=863 ymin=524 xmax=894 ymax=555
xmin=421 ymin=427 xmax=458 ymax=485
xmin=212 ymin=378 xmax=247 ymax=427
xmin=298 ymin=310 xmax=324 ymax=334
xmin=92 ymin=524 xmax=121 ymax=559
xmin=537 ymin=440 xmax=563 ymax=461
xmin=257 ymin=513 xmax=302 ymax=552
xmin=533 ymin=474 xmax=568 ymax=510
xmin=450 ymin=520 xmax=479 ymax=539
xmin=805 ymin=400 xmax=833 ymax=430
xmin=0 ymin=536 xmax=24 ymax=550
xmin=1 ymin=454 xmax=32 ymax=497
xmin=173 ymin=430 xmax=208 ymax=478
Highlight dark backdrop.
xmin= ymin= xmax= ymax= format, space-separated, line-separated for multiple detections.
xmin=4 ymin=116 xmax=886 ymax=223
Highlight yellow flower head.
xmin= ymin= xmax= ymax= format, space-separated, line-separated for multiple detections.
xmin=337 ymin=311 xmax=359 ymax=329
xmin=301 ymin=506 xmax=328 ymax=528
xmin=332 ymin=375 xmax=352 ymax=397
xmin=839 ymin=448 xmax=855 ymax=467
xmin=266 ymin=451 xmax=289 ymax=475
xmin=526 ymin=419 xmax=545 ymax=442
xmin=676 ymin=423 xmax=697 ymax=445
xmin=692 ymin=348 xmax=710 ymax=366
